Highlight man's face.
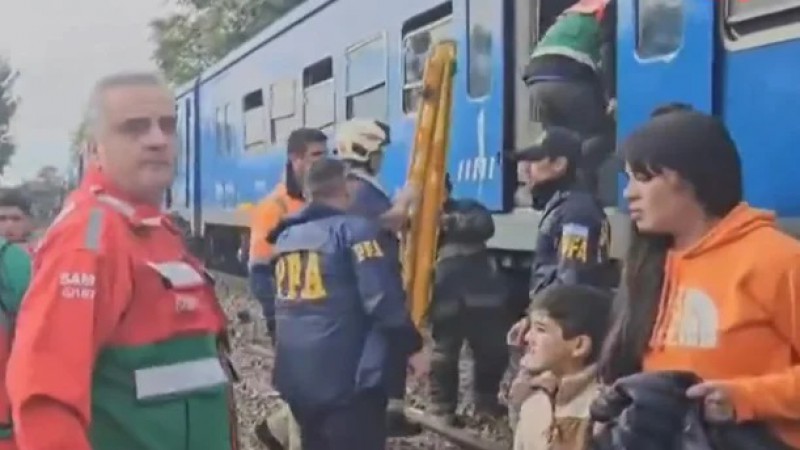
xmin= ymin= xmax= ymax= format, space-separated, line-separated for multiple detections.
xmin=290 ymin=141 xmax=327 ymax=180
xmin=92 ymin=84 xmax=177 ymax=203
xmin=517 ymin=156 xmax=567 ymax=188
xmin=0 ymin=206 xmax=32 ymax=243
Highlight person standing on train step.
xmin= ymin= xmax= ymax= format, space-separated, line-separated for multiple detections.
xmin=0 ymin=230 xmax=32 ymax=450
xmin=6 ymin=72 xmax=238 ymax=450
xmin=0 ymin=189 xmax=36 ymax=254
xmin=334 ymin=118 xmax=422 ymax=436
xmin=428 ymin=174 xmax=510 ymax=425
xmin=267 ymin=157 xmax=424 ymax=450
xmin=247 ymin=127 xmax=327 ymax=345
xmin=503 ymin=126 xmax=613 ymax=427
xmin=523 ymin=0 xmax=617 ymax=194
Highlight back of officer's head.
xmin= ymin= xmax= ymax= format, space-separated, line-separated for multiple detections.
xmin=304 ymin=157 xmax=351 ymax=209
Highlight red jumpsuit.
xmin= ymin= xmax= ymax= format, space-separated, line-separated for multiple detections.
xmin=7 ymin=168 xmax=236 ymax=450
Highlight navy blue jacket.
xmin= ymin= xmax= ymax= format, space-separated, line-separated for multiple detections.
xmin=431 ymin=198 xmax=507 ymax=319
xmin=346 ymin=169 xmax=400 ymax=262
xmin=268 ymin=203 xmax=421 ymax=410
xmin=530 ymin=189 xmax=611 ymax=299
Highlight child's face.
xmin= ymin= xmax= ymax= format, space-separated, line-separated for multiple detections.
xmin=0 ymin=206 xmax=31 ymax=243
xmin=523 ymin=310 xmax=588 ymax=375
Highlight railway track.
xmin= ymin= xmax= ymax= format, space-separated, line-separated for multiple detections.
xmin=211 ymin=269 xmax=512 ymax=450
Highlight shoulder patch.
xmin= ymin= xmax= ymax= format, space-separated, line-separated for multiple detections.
xmin=562 ymin=223 xmax=589 ymax=238
xmin=351 ymin=239 xmax=385 ymax=263
xmin=560 ymin=223 xmax=590 ymax=263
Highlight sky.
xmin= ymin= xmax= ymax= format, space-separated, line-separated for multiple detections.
xmin=0 ymin=0 xmax=175 ymax=184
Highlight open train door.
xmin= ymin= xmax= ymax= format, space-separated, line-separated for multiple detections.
xmin=402 ymin=40 xmax=457 ymax=328
xmin=616 ymin=0 xmax=716 ymax=134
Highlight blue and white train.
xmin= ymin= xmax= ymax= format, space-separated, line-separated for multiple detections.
xmin=162 ymin=0 xmax=800 ymax=270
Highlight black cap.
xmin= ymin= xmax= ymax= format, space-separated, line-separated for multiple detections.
xmin=512 ymin=127 xmax=583 ymax=163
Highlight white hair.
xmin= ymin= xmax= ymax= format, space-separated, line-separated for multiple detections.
xmin=85 ymin=71 xmax=171 ymax=136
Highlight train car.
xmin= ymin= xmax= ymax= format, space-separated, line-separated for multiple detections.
xmin=168 ymin=0 xmax=800 ymax=273
xmin=619 ymin=0 xmax=800 ymax=227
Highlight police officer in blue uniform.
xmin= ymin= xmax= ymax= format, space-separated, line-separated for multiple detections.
xmin=267 ymin=157 xmax=423 ymax=450
xmin=334 ymin=118 xmax=421 ymax=436
xmin=504 ymin=126 xmax=612 ymax=425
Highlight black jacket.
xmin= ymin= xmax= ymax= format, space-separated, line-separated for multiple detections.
xmin=590 ymin=371 xmax=793 ymax=450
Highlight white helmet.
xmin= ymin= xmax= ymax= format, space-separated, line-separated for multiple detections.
xmin=334 ymin=118 xmax=391 ymax=163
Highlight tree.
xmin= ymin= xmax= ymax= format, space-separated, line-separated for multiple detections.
xmin=0 ymin=57 xmax=20 ymax=176
xmin=69 ymin=118 xmax=89 ymax=156
xmin=151 ymin=0 xmax=306 ymax=85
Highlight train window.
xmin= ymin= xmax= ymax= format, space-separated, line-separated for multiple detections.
xmin=467 ymin=0 xmax=493 ymax=98
xmin=346 ymin=35 xmax=388 ymax=121
xmin=402 ymin=4 xmax=453 ymax=114
xmin=215 ymin=107 xmax=225 ymax=154
xmin=346 ymin=84 xmax=387 ymax=121
xmin=636 ymin=0 xmax=684 ymax=58
xmin=243 ymin=90 xmax=267 ymax=151
xmin=724 ymin=0 xmax=800 ymax=46
xmin=223 ymin=104 xmax=232 ymax=153
xmin=728 ymin=0 xmax=800 ymax=25
xmin=270 ymin=79 xmax=298 ymax=144
xmin=215 ymin=104 xmax=232 ymax=155
xmin=303 ymin=57 xmax=335 ymax=130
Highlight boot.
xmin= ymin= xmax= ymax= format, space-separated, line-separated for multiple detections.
xmin=473 ymin=392 xmax=507 ymax=419
xmin=265 ymin=317 xmax=277 ymax=347
xmin=254 ymin=420 xmax=285 ymax=450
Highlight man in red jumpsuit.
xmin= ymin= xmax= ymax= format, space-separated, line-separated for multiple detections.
xmin=6 ymin=72 xmax=238 ymax=450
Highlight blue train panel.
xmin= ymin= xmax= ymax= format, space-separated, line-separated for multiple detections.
xmin=617 ymin=0 xmax=800 ymax=218
xmin=172 ymin=0 xmax=509 ymax=227
xmin=720 ymin=3 xmax=800 ymax=216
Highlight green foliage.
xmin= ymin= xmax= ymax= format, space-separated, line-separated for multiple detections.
xmin=68 ymin=118 xmax=88 ymax=157
xmin=151 ymin=0 xmax=306 ymax=85
xmin=0 ymin=57 xmax=19 ymax=176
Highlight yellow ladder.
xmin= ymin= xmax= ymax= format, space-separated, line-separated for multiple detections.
xmin=402 ymin=40 xmax=457 ymax=328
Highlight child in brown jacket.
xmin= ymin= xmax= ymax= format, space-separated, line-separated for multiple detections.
xmin=509 ymin=285 xmax=612 ymax=450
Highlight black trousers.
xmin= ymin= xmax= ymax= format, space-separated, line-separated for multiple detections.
xmin=291 ymin=391 xmax=388 ymax=450
xmin=429 ymin=308 xmax=509 ymax=415
xmin=530 ymin=79 xmax=617 ymax=205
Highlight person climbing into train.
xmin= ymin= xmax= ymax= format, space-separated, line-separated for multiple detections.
xmin=6 ymin=72 xmax=239 ymax=450
xmin=522 ymin=0 xmax=617 ymax=195
xmin=266 ymin=157 xmax=425 ymax=450
xmin=0 ymin=189 xmax=36 ymax=254
xmin=503 ymin=126 xmax=613 ymax=428
xmin=428 ymin=174 xmax=510 ymax=426
xmin=0 ymin=214 xmax=32 ymax=450
xmin=247 ymin=127 xmax=328 ymax=346
xmin=334 ymin=117 xmax=422 ymax=436
xmin=597 ymin=106 xmax=800 ymax=449
xmin=510 ymin=284 xmax=611 ymax=450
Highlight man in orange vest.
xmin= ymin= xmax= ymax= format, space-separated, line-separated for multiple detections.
xmin=248 ymin=128 xmax=327 ymax=345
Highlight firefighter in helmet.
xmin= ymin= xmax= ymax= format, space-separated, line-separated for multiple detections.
xmin=334 ymin=118 xmax=425 ymax=436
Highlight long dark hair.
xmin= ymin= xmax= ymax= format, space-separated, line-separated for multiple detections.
xmin=598 ymin=108 xmax=743 ymax=382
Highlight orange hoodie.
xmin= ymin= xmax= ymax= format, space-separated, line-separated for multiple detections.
xmin=643 ymin=203 xmax=800 ymax=447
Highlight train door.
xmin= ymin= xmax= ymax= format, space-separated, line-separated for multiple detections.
xmin=182 ymin=97 xmax=193 ymax=210
xmin=190 ymin=91 xmax=202 ymax=237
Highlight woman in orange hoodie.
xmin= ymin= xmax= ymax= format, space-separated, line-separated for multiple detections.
xmin=600 ymin=106 xmax=800 ymax=447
